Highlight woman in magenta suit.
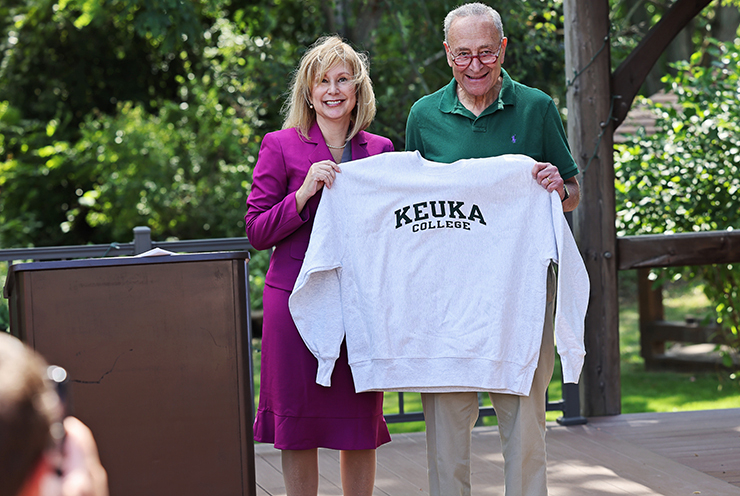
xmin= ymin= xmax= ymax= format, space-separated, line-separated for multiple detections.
xmin=244 ymin=36 xmax=392 ymax=496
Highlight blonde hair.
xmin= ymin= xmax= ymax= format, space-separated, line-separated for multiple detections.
xmin=283 ymin=36 xmax=376 ymax=142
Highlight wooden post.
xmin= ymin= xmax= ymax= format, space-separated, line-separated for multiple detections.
xmin=637 ymin=268 xmax=666 ymax=369
xmin=564 ymin=0 xmax=621 ymax=416
xmin=133 ymin=226 xmax=152 ymax=255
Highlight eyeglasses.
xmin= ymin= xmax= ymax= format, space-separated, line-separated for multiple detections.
xmin=449 ymin=44 xmax=503 ymax=68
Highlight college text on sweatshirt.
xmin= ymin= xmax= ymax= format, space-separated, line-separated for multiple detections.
xmin=289 ymin=151 xmax=590 ymax=395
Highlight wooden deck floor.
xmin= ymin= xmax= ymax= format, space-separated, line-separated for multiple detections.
xmin=254 ymin=408 xmax=740 ymax=496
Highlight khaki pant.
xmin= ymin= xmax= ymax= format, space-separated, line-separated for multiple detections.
xmin=421 ymin=266 xmax=556 ymax=496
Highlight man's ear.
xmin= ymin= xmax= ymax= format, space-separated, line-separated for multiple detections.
xmin=443 ymin=42 xmax=453 ymax=68
xmin=499 ymin=37 xmax=508 ymax=66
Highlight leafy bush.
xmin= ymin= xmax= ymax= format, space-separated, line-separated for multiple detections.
xmin=0 ymin=8 xmax=271 ymax=309
xmin=614 ymin=39 xmax=740 ymax=362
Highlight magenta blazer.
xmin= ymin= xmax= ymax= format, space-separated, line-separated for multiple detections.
xmin=245 ymin=122 xmax=394 ymax=291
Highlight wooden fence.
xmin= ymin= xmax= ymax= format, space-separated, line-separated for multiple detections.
xmin=3 ymin=227 xmax=737 ymax=419
xmin=617 ymin=230 xmax=740 ymax=370
xmin=0 ymin=227 xmax=584 ymax=425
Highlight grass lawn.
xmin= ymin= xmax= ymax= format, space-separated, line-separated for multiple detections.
xmin=618 ymin=271 xmax=739 ymax=414
xmin=251 ymin=270 xmax=739 ymax=435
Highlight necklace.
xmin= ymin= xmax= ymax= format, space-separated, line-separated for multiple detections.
xmin=326 ymin=142 xmax=346 ymax=149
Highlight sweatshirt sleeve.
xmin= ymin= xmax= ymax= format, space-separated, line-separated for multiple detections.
xmin=288 ymin=188 xmax=346 ymax=387
xmin=550 ymin=194 xmax=590 ymax=384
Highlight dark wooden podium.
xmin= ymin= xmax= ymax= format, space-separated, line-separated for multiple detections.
xmin=4 ymin=252 xmax=255 ymax=496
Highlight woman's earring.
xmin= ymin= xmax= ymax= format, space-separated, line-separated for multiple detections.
xmin=309 ymin=103 xmax=314 ymax=109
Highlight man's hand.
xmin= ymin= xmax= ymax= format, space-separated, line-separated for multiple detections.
xmin=531 ymin=162 xmax=580 ymax=212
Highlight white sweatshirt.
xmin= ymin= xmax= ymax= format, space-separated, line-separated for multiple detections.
xmin=289 ymin=151 xmax=589 ymax=395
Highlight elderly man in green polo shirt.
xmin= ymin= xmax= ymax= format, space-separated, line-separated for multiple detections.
xmin=405 ymin=3 xmax=581 ymax=496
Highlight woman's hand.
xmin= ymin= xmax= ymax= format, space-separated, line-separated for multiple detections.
xmin=296 ymin=160 xmax=342 ymax=214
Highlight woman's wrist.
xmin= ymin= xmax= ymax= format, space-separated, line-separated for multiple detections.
xmin=295 ymin=188 xmax=308 ymax=214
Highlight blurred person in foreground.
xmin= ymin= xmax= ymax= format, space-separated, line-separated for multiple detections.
xmin=0 ymin=332 xmax=108 ymax=496
xmin=405 ymin=3 xmax=582 ymax=496
xmin=244 ymin=36 xmax=392 ymax=496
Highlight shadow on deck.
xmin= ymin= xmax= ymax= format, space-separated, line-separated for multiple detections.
xmin=255 ymin=408 xmax=740 ymax=496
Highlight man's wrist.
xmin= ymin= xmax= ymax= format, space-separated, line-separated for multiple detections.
xmin=561 ymin=184 xmax=570 ymax=202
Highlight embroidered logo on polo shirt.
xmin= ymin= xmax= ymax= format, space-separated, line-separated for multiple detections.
xmin=511 ymin=134 xmax=517 ymax=143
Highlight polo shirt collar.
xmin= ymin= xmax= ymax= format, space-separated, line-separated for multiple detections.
xmin=438 ymin=69 xmax=516 ymax=118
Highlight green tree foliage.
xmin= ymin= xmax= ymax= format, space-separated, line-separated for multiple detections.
xmin=610 ymin=0 xmax=740 ymax=93
xmin=0 ymin=0 xmax=575 ymax=250
xmin=227 ymin=0 xmax=570 ymax=149
xmin=367 ymin=0 xmax=568 ymax=145
xmin=0 ymin=0 xmax=570 ymax=312
xmin=2 ymin=0 xmax=737 ymax=318
xmin=0 ymin=0 xmax=233 ymax=246
xmin=0 ymin=0 xmax=274 ymax=305
xmin=614 ymin=39 xmax=740 ymax=358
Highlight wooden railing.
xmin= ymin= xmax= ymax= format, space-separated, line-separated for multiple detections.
xmin=617 ymin=230 xmax=740 ymax=370
xmin=0 ymin=227 xmax=253 ymax=263
xmin=5 ymin=228 xmax=736 ymax=420
xmin=0 ymin=227 xmax=586 ymax=426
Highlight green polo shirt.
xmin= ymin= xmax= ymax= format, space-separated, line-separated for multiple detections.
xmin=405 ymin=69 xmax=578 ymax=180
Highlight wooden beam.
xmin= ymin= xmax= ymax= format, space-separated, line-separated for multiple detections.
xmin=611 ymin=0 xmax=712 ymax=128
xmin=644 ymin=321 xmax=721 ymax=344
xmin=564 ymin=0 xmax=621 ymax=417
xmin=617 ymin=231 xmax=740 ymax=270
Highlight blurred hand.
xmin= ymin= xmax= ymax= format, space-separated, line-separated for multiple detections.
xmin=40 ymin=417 xmax=108 ymax=496
xmin=61 ymin=417 xmax=108 ymax=496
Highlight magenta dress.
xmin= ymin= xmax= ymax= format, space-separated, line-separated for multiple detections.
xmin=245 ymin=125 xmax=392 ymax=450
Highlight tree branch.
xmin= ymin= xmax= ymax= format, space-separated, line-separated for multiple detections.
xmin=611 ymin=0 xmax=712 ymax=128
